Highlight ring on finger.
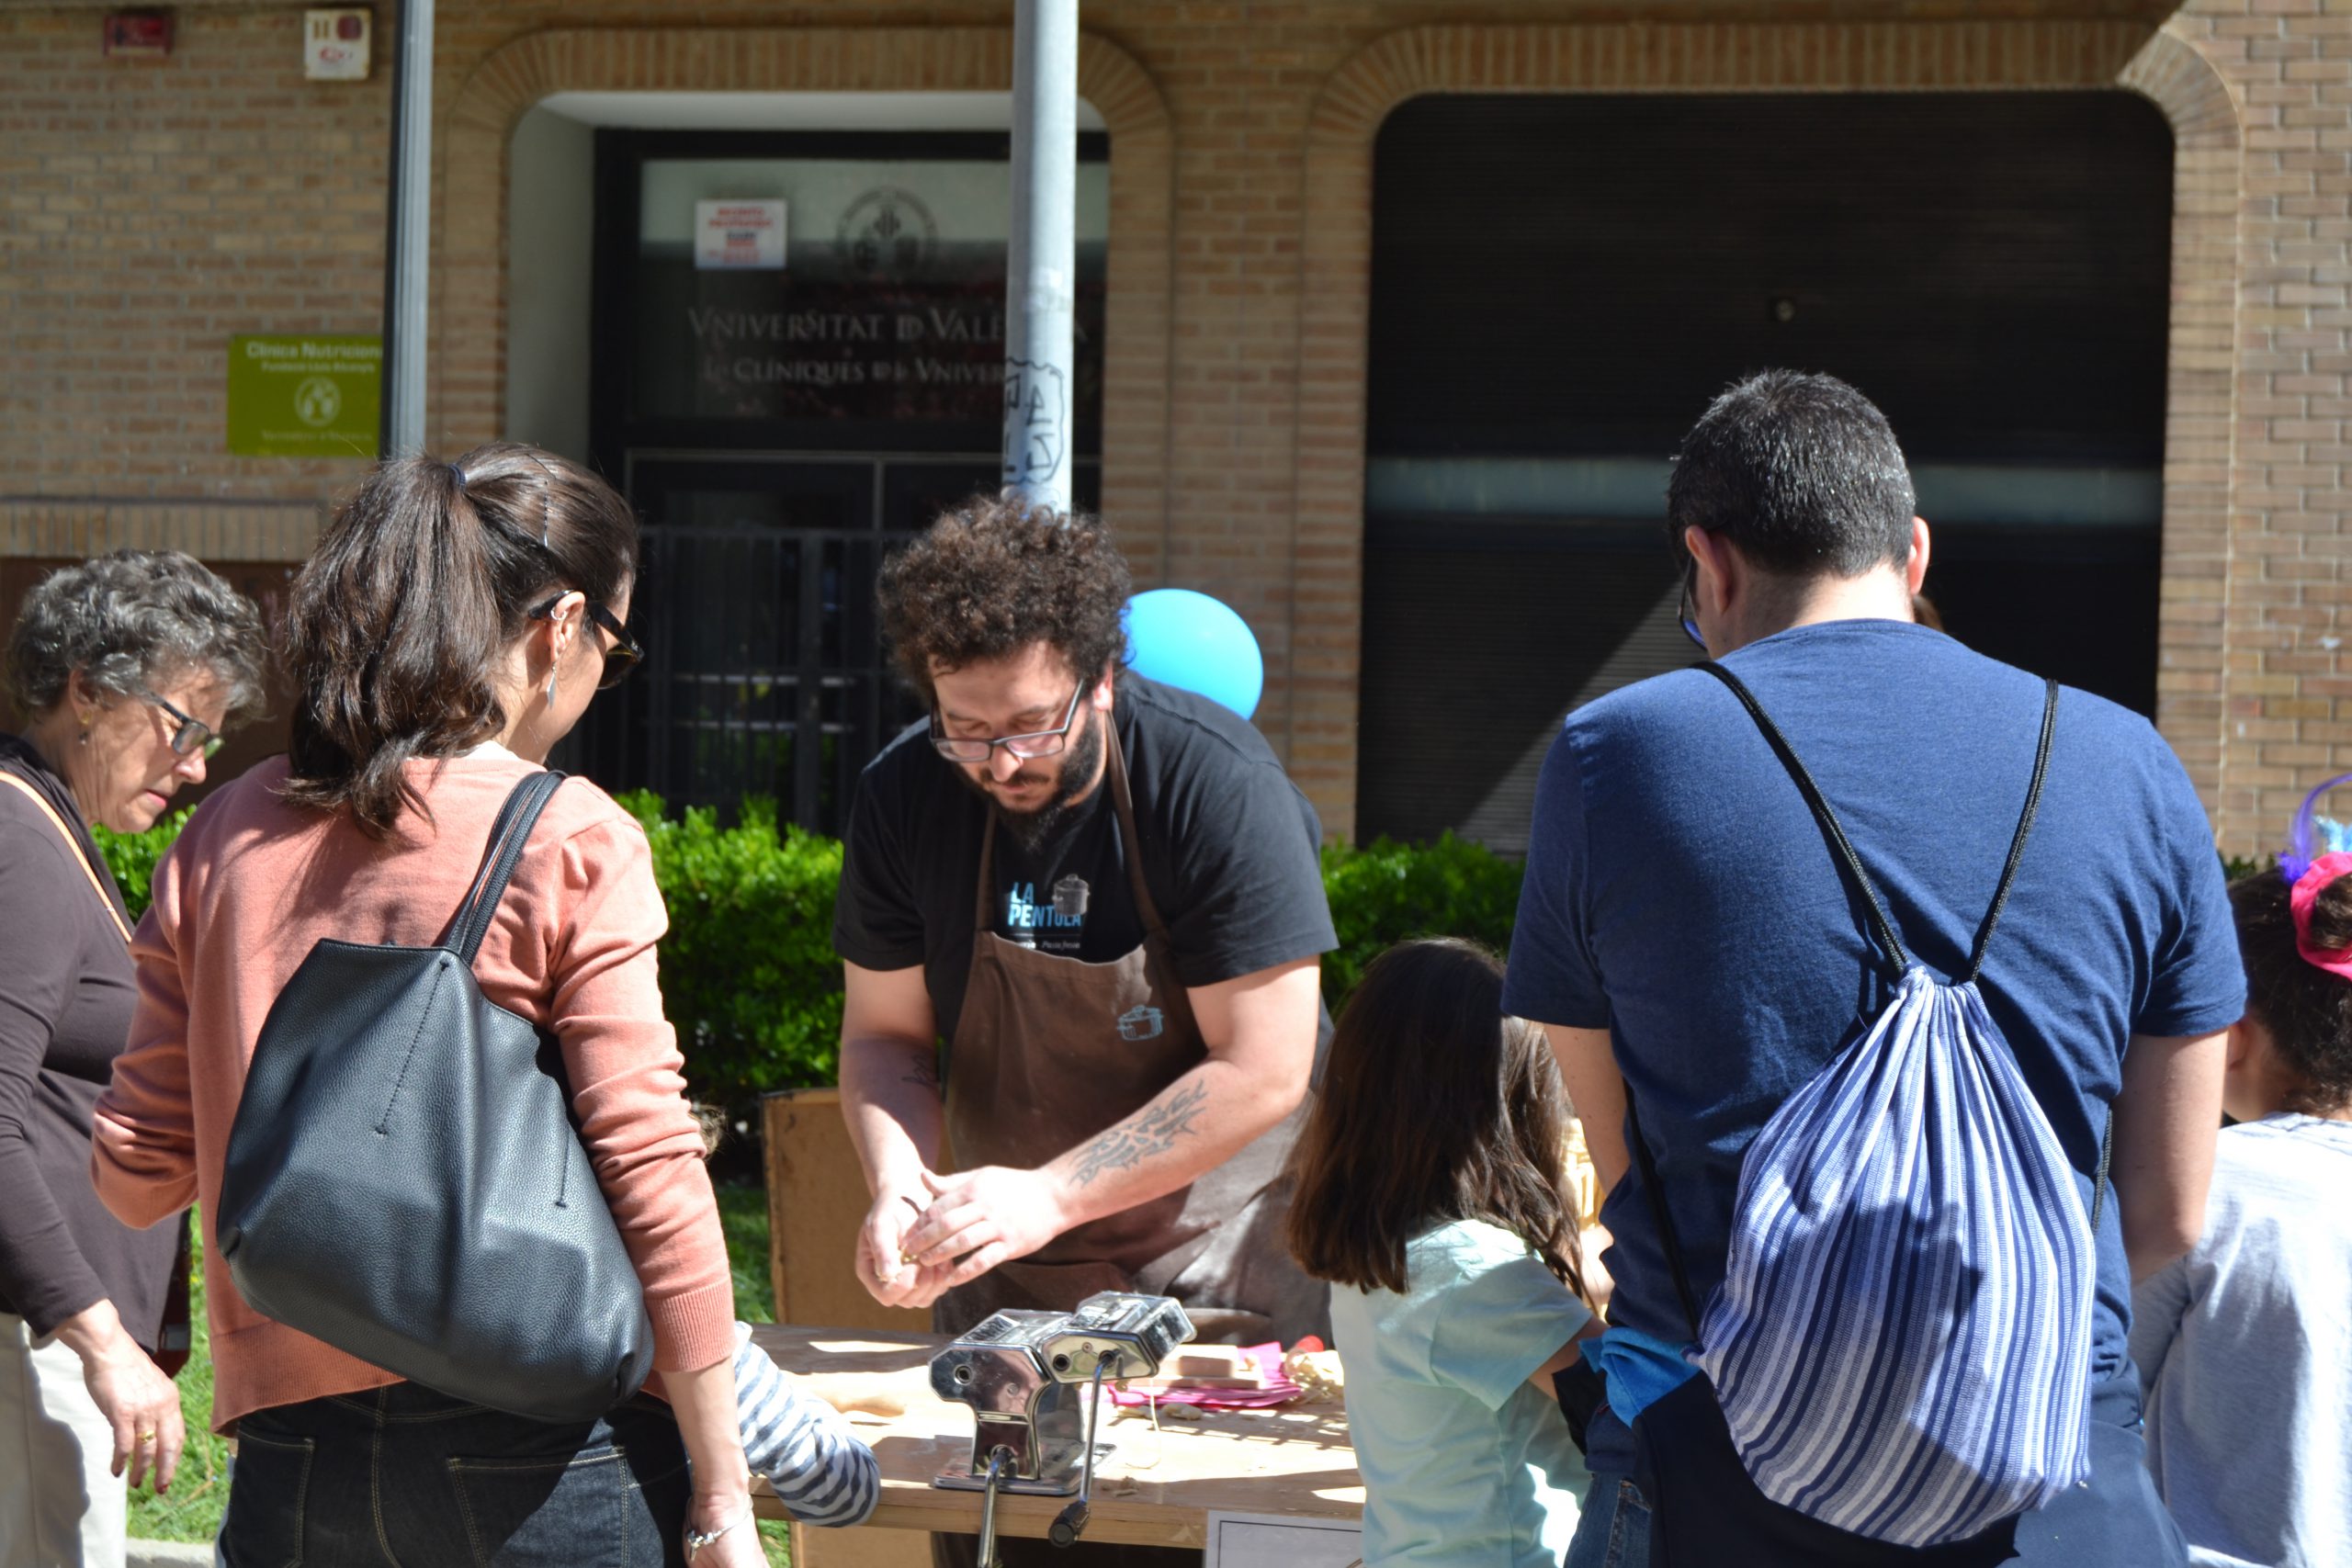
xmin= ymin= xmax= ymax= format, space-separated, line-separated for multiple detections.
xmin=135 ymin=1429 xmax=157 ymax=1443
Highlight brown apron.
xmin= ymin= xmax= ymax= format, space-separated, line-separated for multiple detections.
xmin=931 ymin=740 xmax=1325 ymax=1568
xmin=933 ymin=737 xmax=1328 ymax=1348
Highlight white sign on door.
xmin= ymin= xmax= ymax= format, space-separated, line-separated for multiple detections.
xmin=695 ymin=200 xmax=788 ymax=271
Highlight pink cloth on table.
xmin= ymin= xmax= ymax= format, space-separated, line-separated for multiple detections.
xmin=1107 ymin=1341 xmax=1304 ymax=1408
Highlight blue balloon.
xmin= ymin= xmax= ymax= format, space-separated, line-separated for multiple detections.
xmin=1123 ymin=589 xmax=1264 ymax=719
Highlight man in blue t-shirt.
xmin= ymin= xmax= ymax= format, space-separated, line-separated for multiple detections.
xmin=1504 ymin=371 xmax=2243 ymax=1566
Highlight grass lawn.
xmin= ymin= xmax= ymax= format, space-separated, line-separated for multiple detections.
xmin=132 ymin=1183 xmax=792 ymax=1566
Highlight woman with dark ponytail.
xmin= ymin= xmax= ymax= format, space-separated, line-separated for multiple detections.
xmin=2128 ymin=842 xmax=2352 ymax=1568
xmin=280 ymin=446 xmax=641 ymax=832
xmin=92 ymin=446 xmax=766 ymax=1566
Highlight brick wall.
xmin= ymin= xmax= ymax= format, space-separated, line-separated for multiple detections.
xmin=2 ymin=0 xmax=2346 ymax=853
xmin=0 ymin=6 xmax=390 ymax=559
xmin=2165 ymin=0 xmax=2352 ymax=855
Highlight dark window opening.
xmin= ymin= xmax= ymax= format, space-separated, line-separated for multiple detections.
xmin=1358 ymin=92 xmax=2174 ymax=852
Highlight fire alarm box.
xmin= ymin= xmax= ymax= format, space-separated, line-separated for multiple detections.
xmin=303 ymin=8 xmax=370 ymax=81
xmin=102 ymin=13 xmax=173 ymax=58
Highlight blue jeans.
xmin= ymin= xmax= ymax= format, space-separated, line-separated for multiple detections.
xmin=1564 ymin=1475 xmax=1653 ymax=1568
xmin=1563 ymin=1376 xmax=2183 ymax=1568
xmin=218 ymin=1382 xmax=691 ymax=1568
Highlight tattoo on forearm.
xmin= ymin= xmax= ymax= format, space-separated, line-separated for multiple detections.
xmin=1069 ymin=1080 xmax=1211 ymax=1189
xmin=899 ymin=1054 xmax=941 ymax=1092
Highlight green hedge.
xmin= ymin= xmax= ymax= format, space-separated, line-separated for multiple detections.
xmin=1320 ymin=832 xmax=1523 ymax=1001
xmin=612 ymin=791 xmax=847 ymax=1109
xmin=94 ymin=807 xmax=187 ymax=922
xmin=96 ymin=797 xmax=1524 ymax=1111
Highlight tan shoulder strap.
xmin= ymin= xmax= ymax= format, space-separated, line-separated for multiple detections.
xmin=0 ymin=770 xmax=133 ymax=945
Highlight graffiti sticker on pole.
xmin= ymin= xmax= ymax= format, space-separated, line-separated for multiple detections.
xmin=227 ymin=335 xmax=381 ymax=457
xmin=1002 ymin=358 xmax=1069 ymax=494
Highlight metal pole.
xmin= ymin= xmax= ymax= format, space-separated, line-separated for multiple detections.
xmin=1001 ymin=0 xmax=1078 ymax=513
xmin=378 ymin=0 xmax=435 ymax=457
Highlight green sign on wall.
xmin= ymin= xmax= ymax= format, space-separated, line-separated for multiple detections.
xmin=226 ymin=335 xmax=380 ymax=457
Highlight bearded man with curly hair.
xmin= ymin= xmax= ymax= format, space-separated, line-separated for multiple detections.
xmin=832 ymin=497 xmax=1335 ymax=1422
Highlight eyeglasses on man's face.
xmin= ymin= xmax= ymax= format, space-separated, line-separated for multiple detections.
xmin=1678 ymin=558 xmax=1708 ymax=653
xmin=139 ymin=690 xmax=223 ymax=759
xmin=529 ymin=594 xmax=643 ymax=690
xmin=930 ymin=682 xmax=1088 ymax=764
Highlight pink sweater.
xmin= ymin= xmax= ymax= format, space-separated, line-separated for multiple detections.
xmin=92 ymin=754 xmax=735 ymax=1431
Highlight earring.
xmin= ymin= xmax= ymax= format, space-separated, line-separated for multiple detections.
xmin=77 ymin=712 xmax=92 ymax=745
xmin=545 ymin=668 xmax=560 ymax=705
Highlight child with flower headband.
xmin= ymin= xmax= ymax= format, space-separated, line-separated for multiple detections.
xmin=2129 ymin=774 xmax=2352 ymax=1568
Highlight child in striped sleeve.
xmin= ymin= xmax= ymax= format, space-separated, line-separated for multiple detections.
xmin=728 ymin=1322 xmax=881 ymax=1529
xmin=692 ymin=1106 xmax=880 ymax=1534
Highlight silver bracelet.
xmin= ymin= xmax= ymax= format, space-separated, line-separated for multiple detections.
xmin=684 ymin=1504 xmax=752 ymax=1559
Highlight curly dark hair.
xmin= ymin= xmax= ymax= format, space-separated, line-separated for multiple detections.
xmin=2232 ymin=866 xmax=2352 ymax=1114
xmin=5 ymin=549 xmax=269 ymax=727
xmin=876 ymin=494 xmax=1132 ymax=703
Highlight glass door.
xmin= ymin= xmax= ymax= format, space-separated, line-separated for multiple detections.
xmin=577 ymin=456 xmax=901 ymax=831
xmin=575 ymin=454 xmax=1097 ymax=831
xmin=581 ymin=128 xmax=1114 ymax=830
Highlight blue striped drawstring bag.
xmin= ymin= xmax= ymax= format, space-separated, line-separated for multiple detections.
xmin=1680 ymin=662 xmax=2104 ymax=1548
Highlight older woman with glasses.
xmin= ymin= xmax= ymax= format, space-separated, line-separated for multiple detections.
xmin=0 ymin=549 xmax=266 ymax=1568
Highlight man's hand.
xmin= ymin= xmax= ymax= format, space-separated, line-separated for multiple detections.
xmin=855 ymin=1178 xmax=963 ymax=1309
xmin=841 ymin=959 xmax=1317 ymax=1310
xmin=838 ymin=964 xmax=954 ymax=1308
xmin=900 ymin=1166 xmax=1074 ymax=1288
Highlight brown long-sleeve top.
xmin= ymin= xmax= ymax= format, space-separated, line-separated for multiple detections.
xmin=0 ymin=735 xmax=175 ymax=1348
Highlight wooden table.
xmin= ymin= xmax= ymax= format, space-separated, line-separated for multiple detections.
xmin=745 ymin=1325 xmax=1365 ymax=1551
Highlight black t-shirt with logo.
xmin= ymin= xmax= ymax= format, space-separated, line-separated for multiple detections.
xmin=833 ymin=674 xmax=1338 ymax=1043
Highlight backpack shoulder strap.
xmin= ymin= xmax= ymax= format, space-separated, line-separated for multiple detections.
xmin=1950 ymin=680 xmax=2107 ymax=1222
xmin=2089 ymin=1107 xmax=2115 ymax=1233
xmin=1624 ymin=1094 xmax=1704 ymax=1340
xmin=442 ymin=771 xmax=568 ymax=964
xmin=1698 ymin=661 xmax=1911 ymax=976
xmin=0 ymin=769 xmax=132 ymax=944
xmin=1700 ymin=666 xmax=2065 ymax=987
xmin=1961 ymin=679 xmax=2061 ymax=984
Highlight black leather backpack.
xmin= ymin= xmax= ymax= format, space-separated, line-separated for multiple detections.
xmin=218 ymin=771 xmax=654 ymax=1423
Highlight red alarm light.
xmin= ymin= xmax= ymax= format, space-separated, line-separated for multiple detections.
xmin=102 ymin=12 xmax=174 ymax=58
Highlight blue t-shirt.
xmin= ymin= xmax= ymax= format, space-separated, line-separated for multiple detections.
xmin=1501 ymin=620 xmax=2244 ymax=1467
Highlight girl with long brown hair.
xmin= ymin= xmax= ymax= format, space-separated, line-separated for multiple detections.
xmin=1285 ymin=937 xmax=1597 ymax=1568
